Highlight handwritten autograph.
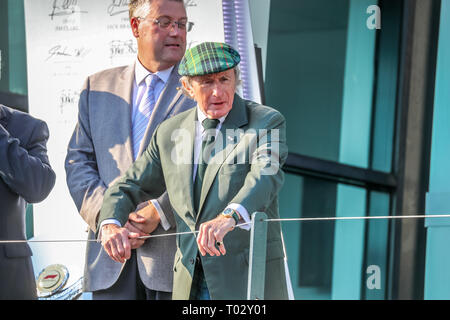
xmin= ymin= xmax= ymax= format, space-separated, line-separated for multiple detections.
xmin=109 ymin=40 xmax=137 ymax=58
xmin=58 ymin=89 xmax=80 ymax=115
xmin=184 ymin=0 xmax=197 ymax=7
xmin=49 ymin=0 xmax=88 ymax=20
xmin=46 ymin=45 xmax=90 ymax=61
xmin=108 ymin=0 xmax=129 ymax=16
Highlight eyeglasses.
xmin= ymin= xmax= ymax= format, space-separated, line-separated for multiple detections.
xmin=138 ymin=16 xmax=194 ymax=32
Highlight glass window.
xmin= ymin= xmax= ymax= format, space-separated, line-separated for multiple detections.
xmin=279 ymin=173 xmax=391 ymax=299
xmin=0 ymin=0 xmax=27 ymax=95
xmin=265 ymin=0 xmax=396 ymax=172
xmin=265 ymin=0 xmax=402 ymax=299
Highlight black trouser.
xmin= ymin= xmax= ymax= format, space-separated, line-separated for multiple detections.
xmin=189 ymin=256 xmax=211 ymax=300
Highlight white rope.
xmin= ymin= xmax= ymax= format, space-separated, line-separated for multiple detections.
xmin=0 ymin=239 xmax=98 ymax=244
xmin=137 ymin=222 xmax=253 ymax=240
xmin=0 ymin=215 xmax=448 ymax=244
xmin=0 ymin=222 xmax=253 ymax=244
xmin=266 ymin=214 xmax=450 ymax=223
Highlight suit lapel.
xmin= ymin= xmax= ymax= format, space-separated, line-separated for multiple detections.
xmin=0 ymin=105 xmax=7 ymax=127
xmin=197 ymin=95 xmax=248 ymax=216
xmin=177 ymin=108 xmax=197 ymax=219
xmin=113 ymin=64 xmax=135 ymax=167
xmin=138 ymin=65 xmax=183 ymax=157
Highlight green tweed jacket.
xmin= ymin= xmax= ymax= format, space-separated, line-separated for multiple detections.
xmin=98 ymin=94 xmax=289 ymax=300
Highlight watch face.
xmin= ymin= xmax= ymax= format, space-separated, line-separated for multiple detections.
xmin=223 ymin=208 xmax=233 ymax=215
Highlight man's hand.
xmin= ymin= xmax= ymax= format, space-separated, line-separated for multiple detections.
xmin=197 ymin=215 xmax=236 ymax=257
xmin=124 ymin=221 xmax=148 ymax=249
xmin=101 ymin=224 xmax=141 ymax=263
xmin=128 ymin=201 xmax=161 ymax=234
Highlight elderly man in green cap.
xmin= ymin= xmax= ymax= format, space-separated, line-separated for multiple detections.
xmin=98 ymin=42 xmax=289 ymax=300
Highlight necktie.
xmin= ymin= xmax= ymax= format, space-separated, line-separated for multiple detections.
xmin=194 ymin=118 xmax=220 ymax=214
xmin=132 ymin=74 xmax=159 ymax=160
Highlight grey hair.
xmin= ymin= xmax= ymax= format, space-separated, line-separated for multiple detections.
xmin=179 ymin=67 xmax=242 ymax=98
xmin=129 ymin=0 xmax=184 ymax=20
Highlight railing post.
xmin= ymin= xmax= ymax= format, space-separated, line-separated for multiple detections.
xmin=247 ymin=212 xmax=268 ymax=300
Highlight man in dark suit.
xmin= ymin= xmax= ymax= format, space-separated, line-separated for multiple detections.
xmin=0 ymin=104 xmax=56 ymax=300
xmin=98 ymin=42 xmax=289 ymax=300
xmin=65 ymin=0 xmax=195 ymax=300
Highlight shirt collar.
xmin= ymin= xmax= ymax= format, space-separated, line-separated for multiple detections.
xmin=196 ymin=105 xmax=227 ymax=129
xmin=135 ymin=58 xmax=174 ymax=86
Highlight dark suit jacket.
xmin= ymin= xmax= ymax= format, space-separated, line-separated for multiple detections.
xmin=0 ymin=105 xmax=56 ymax=300
xmin=99 ymin=95 xmax=289 ymax=299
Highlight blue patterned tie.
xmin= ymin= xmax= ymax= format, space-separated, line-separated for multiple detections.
xmin=132 ymin=74 xmax=159 ymax=160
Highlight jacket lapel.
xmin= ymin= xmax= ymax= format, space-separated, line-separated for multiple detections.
xmin=113 ymin=63 xmax=135 ymax=168
xmin=197 ymin=95 xmax=248 ymax=216
xmin=0 ymin=105 xmax=7 ymax=127
xmin=177 ymin=107 xmax=197 ymax=219
xmin=138 ymin=64 xmax=183 ymax=157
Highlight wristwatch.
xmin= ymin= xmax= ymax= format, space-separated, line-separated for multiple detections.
xmin=222 ymin=208 xmax=240 ymax=226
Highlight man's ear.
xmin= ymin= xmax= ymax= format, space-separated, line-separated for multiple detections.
xmin=130 ymin=17 xmax=140 ymax=38
xmin=181 ymin=78 xmax=195 ymax=99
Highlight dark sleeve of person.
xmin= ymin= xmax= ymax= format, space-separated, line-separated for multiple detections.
xmin=0 ymin=119 xmax=56 ymax=204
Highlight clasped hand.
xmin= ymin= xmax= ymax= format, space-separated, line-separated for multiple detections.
xmin=101 ymin=203 xmax=237 ymax=263
xmin=101 ymin=201 xmax=161 ymax=263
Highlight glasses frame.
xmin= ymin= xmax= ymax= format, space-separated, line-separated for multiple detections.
xmin=137 ymin=16 xmax=194 ymax=32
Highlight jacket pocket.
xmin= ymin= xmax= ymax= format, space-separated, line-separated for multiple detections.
xmin=173 ymin=249 xmax=182 ymax=272
xmin=220 ymin=164 xmax=249 ymax=175
xmin=3 ymin=243 xmax=33 ymax=258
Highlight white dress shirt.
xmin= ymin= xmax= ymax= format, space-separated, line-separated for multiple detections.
xmin=133 ymin=58 xmax=173 ymax=112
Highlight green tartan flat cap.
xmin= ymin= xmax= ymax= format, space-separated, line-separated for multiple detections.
xmin=178 ymin=42 xmax=241 ymax=76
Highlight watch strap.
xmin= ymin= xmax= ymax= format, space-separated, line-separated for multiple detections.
xmin=222 ymin=209 xmax=240 ymax=225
